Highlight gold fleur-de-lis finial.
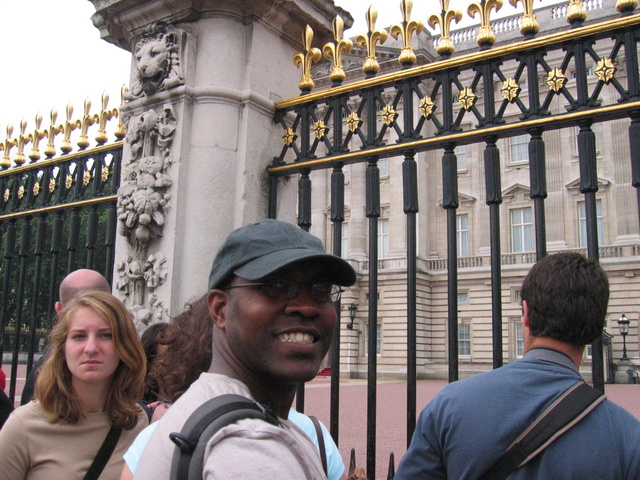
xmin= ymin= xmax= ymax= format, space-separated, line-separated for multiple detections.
xmin=78 ymin=98 xmax=98 ymax=150
xmin=14 ymin=118 xmax=30 ymax=166
xmin=61 ymin=103 xmax=80 ymax=154
xmin=96 ymin=92 xmax=117 ymax=145
xmin=1 ymin=124 xmax=16 ymax=169
xmin=390 ymin=0 xmax=424 ymax=67
xmin=293 ymin=25 xmax=322 ymax=92
xmin=44 ymin=108 xmax=61 ymax=158
xmin=429 ymin=0 xmax=463 ymax=57
xmin=468 ymin=0 xmax=502 ymax=48
xmin=566 ymin=0 xmax=587 ymax=24
xmin=114 ymin=86 xmax=127 ymax=141
xmin=323 ymin=16 xmax=354 ymax=84
xmin=509 ymin=0 xmax=540 ymax=37
xmin=617 ymin=0 xmax=639 ymax=13
xmin=356 ymin=7 xmax=389 ymax=75
xmin=28 ymin=113 xmax=45 ymax=162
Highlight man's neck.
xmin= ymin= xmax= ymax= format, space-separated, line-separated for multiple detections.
xmin=209 ymin=350 xmax=296 ymax=418
xmin=525 ymin=336 xmax=584 ymax=368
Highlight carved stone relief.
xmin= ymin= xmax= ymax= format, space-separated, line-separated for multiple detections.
xmin=127 ymin=22 xmax=185 ymax=99
xmin=116 ymin=104 xmax=176 ymax=327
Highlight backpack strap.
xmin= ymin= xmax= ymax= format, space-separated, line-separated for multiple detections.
xmin=308 ymin=415 xmax=328 ymax=477
xmin=83 ymin=425 xmax=122 ymax=480
xmin=479 ymin=381 xmax=605 ymax=480
xmin=169 ymin=394 xmax=280 ymax=480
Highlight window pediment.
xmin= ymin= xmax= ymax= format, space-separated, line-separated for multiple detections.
xmin=565 ymin=177 xmax=610 ymax=195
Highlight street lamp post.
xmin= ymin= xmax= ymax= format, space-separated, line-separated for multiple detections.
xmin=347 ymin=302 xmax=358 ymax=330
xmin=617 ymin=313 xmax=630 ymax=361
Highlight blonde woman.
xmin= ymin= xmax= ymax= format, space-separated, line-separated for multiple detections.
xmin=0 ymin=291 xmax=148 ymax=480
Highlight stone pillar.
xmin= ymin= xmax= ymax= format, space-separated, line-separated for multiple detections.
xmin=89 ymin=0 xmax=352 ymax=327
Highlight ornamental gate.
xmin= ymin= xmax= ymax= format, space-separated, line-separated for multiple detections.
xmin=268 ymin=1 xmax=640 ymax=478
xmin=1 ymin=2 xmax=639 ymax=479
xmin=0 ymin=95 xmax=124 ymax=403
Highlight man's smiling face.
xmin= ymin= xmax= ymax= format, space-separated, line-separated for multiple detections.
xmin=215 ymin=261 xmax=338 ymax=387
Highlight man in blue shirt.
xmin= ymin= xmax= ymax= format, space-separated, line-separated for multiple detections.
xmin=396 ymin=252 xmax=640 ymax=479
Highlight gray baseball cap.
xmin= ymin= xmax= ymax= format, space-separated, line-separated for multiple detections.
xmin=208 ymin=219 xmax=357 ymax=290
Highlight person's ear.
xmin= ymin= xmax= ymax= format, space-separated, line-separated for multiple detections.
xmin=208 ymin=290 xmax=228 ymax=330
xmin=522 ymin=300 xmax=530 ymax=328
xmin=54 ymin=301 xmax=63 ymax=313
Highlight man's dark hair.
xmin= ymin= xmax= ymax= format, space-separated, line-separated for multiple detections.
xmin=520 ymin=251 xmax=609 ymax=346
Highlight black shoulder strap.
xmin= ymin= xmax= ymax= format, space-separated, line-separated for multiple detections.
xmin=83 ymin=425 xmax=122 ymax=480
xmin=169 ymin=394 xmax=280 ymax=480
xmin=308 ymin=415 xmax=328 ymax=477
xmin=479 ymin=381 xmax=605 ymax=480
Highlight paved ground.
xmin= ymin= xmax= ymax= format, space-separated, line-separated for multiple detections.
xmin=303 ymin=377 xmax=640 ymax=480
xmin=5 ymin=365 xmax=640 ymax=480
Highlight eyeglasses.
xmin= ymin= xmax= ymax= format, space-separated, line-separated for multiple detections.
xmin=225 ymin=280 xmax=343 ymax=303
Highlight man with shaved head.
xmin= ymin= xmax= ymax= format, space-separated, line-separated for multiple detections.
xmin=55 ymin=268 xmax=111 ymax=312
xmin=20 ymin=269 xmax=111 ymax=405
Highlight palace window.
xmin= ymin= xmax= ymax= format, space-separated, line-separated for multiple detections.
xmin=455 ymin=144 xmax=468 ymax=171
xmin=458 ymin=322 xmax=471 ymax=357
xmin=511 ymin=207 xmax=533 ymax=253
xmin=378 ymin=218 xmax=389 ymax=258
xmin=341 ymin=223 xmax=349 ymax=259
xmin=457 ymin=214 xmax=469 ymax=257
xmin=578 ymin=199 xmax=604 ymax=247
xmin=509 ymin=134 xmax=529 ymax=164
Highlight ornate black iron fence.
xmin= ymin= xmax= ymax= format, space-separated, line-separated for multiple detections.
xmin=0 ymin=94 xmax=124 ymax=404
xmin=269 ymin=2 xmax=640 ymax=478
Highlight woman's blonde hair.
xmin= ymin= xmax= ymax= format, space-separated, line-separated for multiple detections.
xmin=36 ymin=291 xmax=146 ymax=429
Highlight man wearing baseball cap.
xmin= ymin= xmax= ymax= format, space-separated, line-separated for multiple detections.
xmin=135 ymin=219 xmax=356 ymax=479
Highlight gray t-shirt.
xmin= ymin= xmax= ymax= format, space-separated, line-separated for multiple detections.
xmin=134 ymin=373 xmax=326 ymax=479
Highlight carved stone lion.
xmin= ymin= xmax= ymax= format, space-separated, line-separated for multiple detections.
xmin=128 ymin=22 xmax=184 ymax=98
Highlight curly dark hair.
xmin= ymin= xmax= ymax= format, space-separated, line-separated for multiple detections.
xmin=520 ymin=252 xmax=609 ymax=347
xmin=141 ymin=322 xmax=169 ymax=403
xmin=147 ymin=294 xmax=212 ymax=403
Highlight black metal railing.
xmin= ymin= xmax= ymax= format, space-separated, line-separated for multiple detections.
xmin=0 ymin=144 xmax=122 ymax=403
xmin=269 ymin=3 xmax=640 ymax=478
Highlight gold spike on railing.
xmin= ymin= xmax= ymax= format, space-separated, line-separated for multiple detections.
xmin=115 ymin=86 xmax=127 ymax=140
xmin=60 ymin=103 xmax=80 ymax=154
xmin=429 ymin=0 xmax=463 ymax=57
xmin=468 ymin=0 xmax=503 ymax=48
xmin=567 ymin=0 xmax=587 ymax=24
xmin=14 ymin=119 xmax=29 ymax=166
xmin=1 ymin=125 xmax=15 ymax=169
xmin=617 ymin=0 xmax=638 ymax=13
xmin=97 ymin=92 xmax=117 ymax=145
xmin=28 ymin=113 xmax=45 ymax=162
xmin=293 ymin=25 xmax=322 ymax=92
xmin=390 ymin=0 xmax=424 ymax=67
xmin=78 ymin=98 xmax=97 ymax=150
xmin=356 ymin=6 xmax=389 ymax=75
xmin=44 ymin=109 xmax=60 ymax=159
xmin=510 ymin=0 xmax=540 ymax=37
xmin=323 ymin=16 xmax=354 ymax=84
xmin=1 ymin=90 xmax=125 ymax=167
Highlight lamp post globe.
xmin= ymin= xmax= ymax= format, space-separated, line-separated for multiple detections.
xmin=617 ymin=314 xmax=630 ymax=361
